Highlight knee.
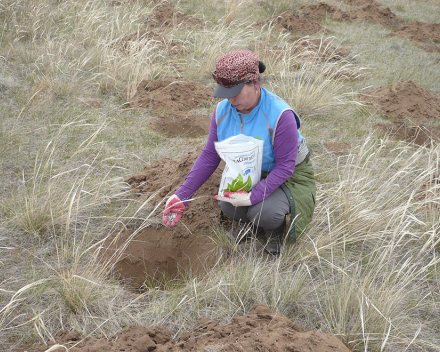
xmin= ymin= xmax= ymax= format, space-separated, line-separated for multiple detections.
xmin=248 ymin=206 xmax=286 ymax=230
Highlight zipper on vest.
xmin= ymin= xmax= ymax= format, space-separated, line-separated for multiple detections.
xmin=239 ymin=113 xmax=244 ymax=133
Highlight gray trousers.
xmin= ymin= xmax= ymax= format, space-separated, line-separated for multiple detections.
xmin=220 ymin=187 xmax=290 ymax=238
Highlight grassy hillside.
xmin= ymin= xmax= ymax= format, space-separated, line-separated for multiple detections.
xmin=1 ymin=0 xmax=440 ymax=350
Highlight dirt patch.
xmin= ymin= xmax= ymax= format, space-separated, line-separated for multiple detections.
xmin=129 ymin=77 xmax=214 ymax=137
xmin=130 ymin=77 xmax=213 ymax=114
xmin=17 ymin=303 xmax=351 ymax=352
xmin=151 ymin=115 xmax=212 ymax=138
xmin=393 ymin=21 xmax=440 ymax=52
xmin=324 ymin=141 xmax=352 ymax=153
xmin=300 ymin=2 xmax=345 ymax=22
xmin=364 ymin=80 xmax=440 ymax=124
xmin=105 ymin=224 xmax=219 ymax=288
xmin=300 ymin=1 xmax=440 ymax=51
xmin=268 ymin=12 xmax=330 ymax=34
xmin=374 ymin=123 xmax=440 ymax=146
xmin=104 ymin=149 xmax=223 ymax=287
xmin=301 ymin=1 xmax=403 ymax=30
xmin=144 ymin=1 xmax=203 ymax=28
xmin=363 ymin=80 xmax=440 ymax=145
xmin=341 ymin=4 xmax=403 ymax=29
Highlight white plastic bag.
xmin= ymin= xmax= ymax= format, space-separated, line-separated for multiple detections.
xmin=214 ymin=134 xmax=264 ymax=196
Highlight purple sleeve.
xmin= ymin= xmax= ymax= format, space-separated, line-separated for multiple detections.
xmin=175 ymin=112 xmax=220 ymax=205
xmin=249 ymin=110 xmax=298 ymax=205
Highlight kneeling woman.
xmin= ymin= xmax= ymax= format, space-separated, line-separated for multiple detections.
xmin=163 ymin=50 xmax=316 ymax=254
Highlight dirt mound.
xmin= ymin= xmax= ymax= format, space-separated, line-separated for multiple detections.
xmin=129 ymin=77 xmax=214 ymax=137
xmin=130 ymin=77 xmax=213 ymax=115
xmin=106 ymin=224 xmax=219 ymax=287
xmin=393 ymin=21 xmax=440 ymax=52
xmin=144 ymin=1 xmax=203 ymax=28
xmin=364 ymin=80 xmax=440 ymax=145
xmin=300 ymin=1 xmax=440 ymax=51
xmin=104 ymin=149 xmax=223 ymax=287
xmin=365 ymin=80 xmax=440 ymax=124
xmin=18 ymin=303 xmax=350 ymax=352
xmin=269 ymin=12 xmax=329 ymax=34
xmin=301 ymin=1 xmax=403 ymax=29
xmin=344 ymin=4 xmax=403 ymax=29
xmin=300 ymin=2 xmax=344 ymax=22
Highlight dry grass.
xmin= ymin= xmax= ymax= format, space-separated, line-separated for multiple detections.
xmin=265 ymin=36 xmax=366 ymax=119
xmin=1 ymin=0 xmax=440 ymax=351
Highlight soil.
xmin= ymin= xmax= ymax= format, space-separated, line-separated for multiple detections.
xmin=300 ymin=3 xmax=346 ymax=23
xmin=17 ymin=303 xmax=351 ymax=352
xmin=129 ymin=77 xmax=214 ymax=137
xmin=268 ymin=11 xmax=329 ymax=34
xmin=393 ymin=21 xmax=440 ymax=52
xmin=299 ymin=0 xmax=440 ymax=52
xmin=362 ymin=80 xmax=440 ymax=145
xmin=105 ymin=149 xmax=224 ymax=287
xmin=301 ymin=1 xmax=403 ymax=29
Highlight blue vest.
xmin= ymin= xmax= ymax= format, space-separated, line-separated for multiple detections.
xmin=215 ymin=87 xmax=303 ymax=172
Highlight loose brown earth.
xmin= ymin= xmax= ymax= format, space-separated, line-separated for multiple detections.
xmin=393 ymin=21 xmax=440 ymax=53
xmin=272 ymin=0 xmax=440 ymax=52
xmin=301 ymin=1 xmax=403 ymax=30
xmin=129 ymin=77 xmax=214 ymax=137
xmin=268 ymin=11 xmax=329 ymax=34
xmin=103 ymin=149 xmax=225 ymax=287
xmin=18 ymin=303 xmax=351 ymax=352
xmin=363 ymin=80 xmax=440 ymax=145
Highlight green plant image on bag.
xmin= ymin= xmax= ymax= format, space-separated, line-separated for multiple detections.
xmin=226 ymin=174 xmax=252 ymax=192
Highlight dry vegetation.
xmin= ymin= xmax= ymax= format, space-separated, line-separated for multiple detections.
xmin=1 ymin=0 xmax=440 ymax=351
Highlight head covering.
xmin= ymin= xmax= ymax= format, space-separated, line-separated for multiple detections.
xmin=212 ymin=50 xmax=260 ymax=98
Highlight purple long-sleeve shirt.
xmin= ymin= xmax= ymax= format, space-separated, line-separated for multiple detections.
xmin=175 ymin=109 xmax=298 ymax=206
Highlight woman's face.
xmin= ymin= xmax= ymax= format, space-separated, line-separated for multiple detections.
xmin=227 ymin=81 xmax=260 ymax=114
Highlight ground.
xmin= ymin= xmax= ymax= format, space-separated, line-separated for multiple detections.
xmin=16 ymin=0 xmax=440 ymax=350
xmin=17 ymin=303 xmax=351 ymax=352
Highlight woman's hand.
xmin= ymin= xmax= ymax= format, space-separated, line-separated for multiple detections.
xmin=215 ymin=191 xmax=252 ymax=207
xmin=163 ymin=195 xmax=185 ymax=226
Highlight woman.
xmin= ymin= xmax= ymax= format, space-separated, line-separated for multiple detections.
xmin=162 ymin=50 xmax=316 ymax=254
